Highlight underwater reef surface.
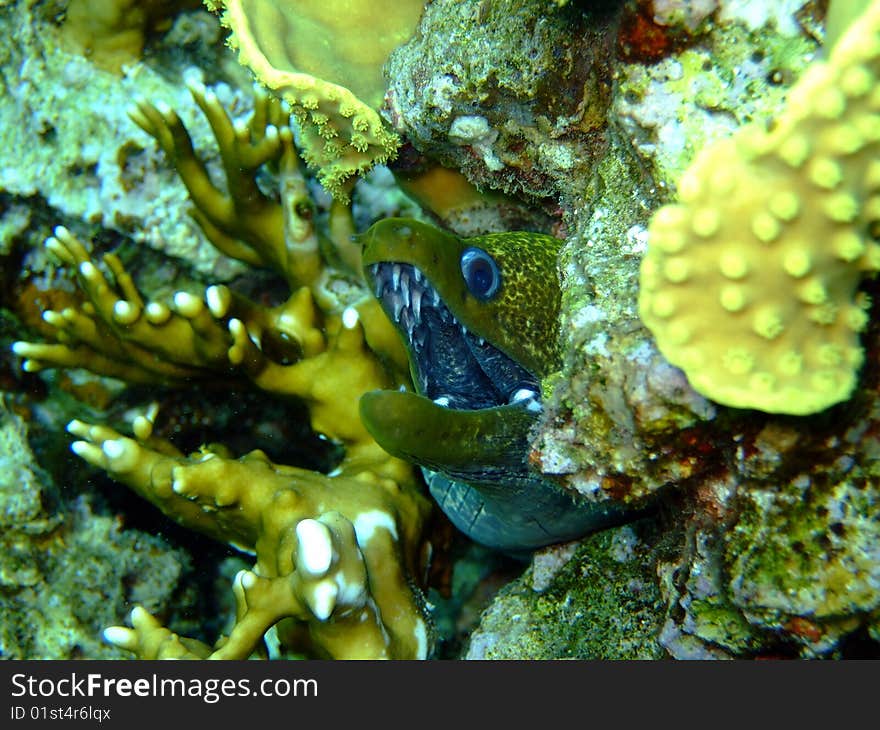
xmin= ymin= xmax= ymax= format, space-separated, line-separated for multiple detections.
xmin=1 ymin=0 xmax=878 ymax=658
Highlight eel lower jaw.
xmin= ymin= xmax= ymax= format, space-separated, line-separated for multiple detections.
xmin=366 ymin=262 xmax=542 ymax=413
xmin=359 ymin=389 xmax=540 ymax=477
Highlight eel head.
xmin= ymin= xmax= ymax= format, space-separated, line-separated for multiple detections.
xmin=358 ymin=219 xmax=630 ymax=550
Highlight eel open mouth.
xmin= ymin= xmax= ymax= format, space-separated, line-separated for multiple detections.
xmin=367 ymin=262 xmax=542 ymax=412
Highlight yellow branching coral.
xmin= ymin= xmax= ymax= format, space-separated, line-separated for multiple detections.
xmin=13 ymin=85 xmax=431 ymax=659
xmin=638 ymin=0 xmax=880 ymax=415
xmin=69 ymin=416 xmax=430 ymax=660
xmin=206 ymin=0 xmax=424 ymax=201
xmin=130 ymin=81 xmax=328 ymax=301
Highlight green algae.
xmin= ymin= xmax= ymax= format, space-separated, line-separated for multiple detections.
xmin=727 ymin=477 xmax=880 ymax=621
xmin=467 ymin=521 xmax=669 ymax=659
xmin=0 ymin=402 xmax=199 ymax=658
xmin=617 ymin=22 xmax=818 ymax=187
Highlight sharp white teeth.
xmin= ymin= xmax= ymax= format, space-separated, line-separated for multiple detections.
xmin=432 ymin=289 xmax=440 ymax=307
xmin=392 ymin=264 xmax=401 ymax=290
xmin=461 ymin=324 xmax=467 ymax=336
xmin=413 ymin=268 xmax=422 ymax=284
xmin=477 ymin=337 xmax=485 ymax=346
xmin=400 ymin=270 xmax=410 ymax=303
xmin=433 ymin=396 xmax=451 ymax=407
xmin=393 ymin=295 xmax=404 ymax=321
xmin=511 ymin=388 xmax=538 ymax=404
xmin=400 ymin=308 xmax=416 ymax=342
xmin=374 ymin=277 xmax=383 ymax=297
xmin=412 ymin=288 xmax=422 ymax=323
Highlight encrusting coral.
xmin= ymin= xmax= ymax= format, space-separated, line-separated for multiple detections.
xmin=13 ymin=81 xmax=432 ymax=659
xmin=206 ymin=0 xmax=424 ymax=201
xmin=638 ymin=0 xmax=880 ymax=415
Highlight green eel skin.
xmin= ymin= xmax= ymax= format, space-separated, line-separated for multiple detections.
xmin=359 ymin=218 xmax=633 ymax=551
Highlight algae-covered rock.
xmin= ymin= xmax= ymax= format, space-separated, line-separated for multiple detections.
xmin=0 ymin=402 xmax=197 ymax=659
xmin=470 ymin=0 xmax=880 ymax=659
xmin=726 ymin=473 xmax=880 ymax=654
xmin=466 ymin=522 xmax=668 ymax=659
xmin=385 ymin=0 xmax=622 ymax=204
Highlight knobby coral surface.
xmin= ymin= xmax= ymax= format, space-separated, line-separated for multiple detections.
xmin=639 ymin=0 xmax=880 ymax=415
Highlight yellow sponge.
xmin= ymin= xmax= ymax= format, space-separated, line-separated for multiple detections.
xmin=638 ymin=1 xmax=880 ymax=415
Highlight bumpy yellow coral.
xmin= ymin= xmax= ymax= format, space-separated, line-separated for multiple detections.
xmin=13 ymin=85 xmax=430 ymax=659
xmin=69 ymin=416 xmax=430 ymax=660
xmin=638 ymin=0 xmax=880 ymax=415
xmin=207 ymin=0 xmax=424 ymax=200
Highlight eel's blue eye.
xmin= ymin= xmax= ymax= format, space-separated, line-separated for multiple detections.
xmin=460 ymin=247 xmax=501 ymax=301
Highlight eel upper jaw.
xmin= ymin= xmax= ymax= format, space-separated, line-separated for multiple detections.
xmin=367 ymin=262 xmax=542 ymax=413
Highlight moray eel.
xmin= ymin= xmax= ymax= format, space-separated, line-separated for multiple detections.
xmin=359 ymin=218 xmax=630 ymax=552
